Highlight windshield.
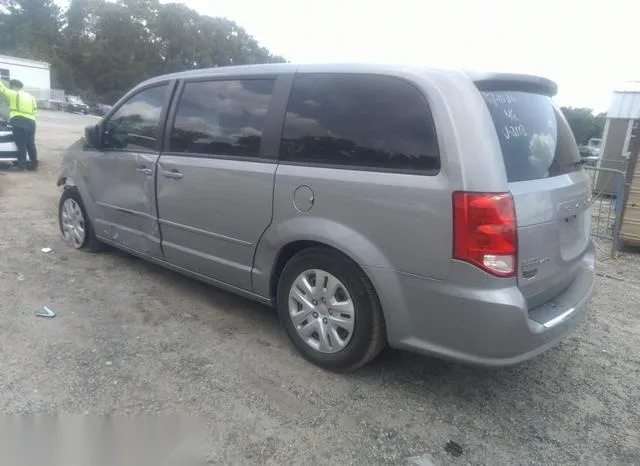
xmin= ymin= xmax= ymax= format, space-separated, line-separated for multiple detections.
xmin=481 ymin=91 xmax=581 ymax=182
xmin=68 ymin=96 xmax=84 ymax=104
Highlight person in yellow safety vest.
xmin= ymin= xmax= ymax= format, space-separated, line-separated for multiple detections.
xmin=0 ymin=79 xmax=38 ymax=171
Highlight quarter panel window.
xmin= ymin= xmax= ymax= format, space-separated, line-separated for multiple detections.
xmin=280 ymin=74 xmax=440 ymax=173
xmin=103 ymin=84 xmax=169 ymax=152
xmin=169 ymin=79 xmax=276 ymax=158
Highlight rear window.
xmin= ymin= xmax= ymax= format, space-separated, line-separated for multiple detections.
xmin=481 ymin=91 xmax=580 ymax=182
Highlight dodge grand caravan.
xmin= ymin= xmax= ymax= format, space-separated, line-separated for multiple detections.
xmin=57 ymin=64 xmax=595 ymax=372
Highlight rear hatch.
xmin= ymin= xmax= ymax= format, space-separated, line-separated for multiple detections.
xmin=479 ymin=86 xmax=592 ymax=309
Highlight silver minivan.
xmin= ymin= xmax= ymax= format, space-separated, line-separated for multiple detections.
xmin=57 ymin=64 xmax=595 ymax=371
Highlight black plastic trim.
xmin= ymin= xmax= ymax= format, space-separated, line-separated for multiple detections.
xmin=159 ymin=151 xmax=277 ymax=164
xmin=277 ymin=160 xmax=441 ymax=177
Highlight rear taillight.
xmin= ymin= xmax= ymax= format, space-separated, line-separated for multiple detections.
xmin=453 ymin=192 xmax=517 ymax=277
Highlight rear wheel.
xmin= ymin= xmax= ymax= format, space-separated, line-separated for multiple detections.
xmin=277 ymin=247 xmax=386 ymax=372
xmin=58 ymin=187 xmax=104 ymax=252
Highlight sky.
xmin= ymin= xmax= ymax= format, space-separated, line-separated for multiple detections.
xmin=174 ymin=0 xmax=639 ymax=112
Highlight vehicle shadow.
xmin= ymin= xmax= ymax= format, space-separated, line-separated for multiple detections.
xmin=103 ymin=249 xmax=590 ymax=400
xmin=108 ymin=248 xmax=280 ymax=327
xmin=106 ymin=248 xmax=569 ymax=386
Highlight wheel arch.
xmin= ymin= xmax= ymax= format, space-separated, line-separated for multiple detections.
xmin=269 ymin=240 xmax=337 ymax=302
xmin=58 ymin=154 xmax=99 ymax=224
xmin=253 ymin=217 xmax=394 ymax=306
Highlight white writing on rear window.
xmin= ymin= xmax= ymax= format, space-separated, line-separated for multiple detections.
xmin=504 ymin=108 xmax=519 ymax=123
xmin=502 ymin=125 xmax=527 ymax=139
xmin=484 ymin=92 xmax=517 ymax=107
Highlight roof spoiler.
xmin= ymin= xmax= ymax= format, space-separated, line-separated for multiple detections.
xmin=467 ymin=72 xmax=558 ymax=97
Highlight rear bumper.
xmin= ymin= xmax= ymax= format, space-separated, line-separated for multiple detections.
xmin=366 ymin=241 xmax=595 ymax=366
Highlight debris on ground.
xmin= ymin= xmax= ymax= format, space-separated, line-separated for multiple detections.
xmin=445 ymin=441 xmax=464 ymax=457
xmin=596 ymin=271 xmax=625 ymax=281
xmin=0 ymin=270 xmax=25 ymax=280
xmin=35 ymin=306 xmax=56 ymax=318
xmin=407 ymin=453 xmax=438 ymax=466
xmin=41 ymin=247 xmax=53 ymax=253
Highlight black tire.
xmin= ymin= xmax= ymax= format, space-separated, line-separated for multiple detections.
xmin=58 ymin=187 xmax=105 ymax=252
xmin=277 ymin=247 xmax=386 ymax=372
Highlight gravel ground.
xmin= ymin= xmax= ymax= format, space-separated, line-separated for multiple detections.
xmin=0 ymin=111 xmax=639 ymax=465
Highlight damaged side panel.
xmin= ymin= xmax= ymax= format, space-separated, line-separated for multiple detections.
xmin=58 ymin=138 xmax=101 ymax=223
xmin=58 ymin=139 xmax=163 ymax=260
xmin=92 ymin=151 xmax=162 ymax=258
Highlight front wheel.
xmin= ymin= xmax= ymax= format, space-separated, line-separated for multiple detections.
xmin=277 ymin=247 xmax=386 ymax=372
xmin=58 ymin=187 xmax=104 ymax=252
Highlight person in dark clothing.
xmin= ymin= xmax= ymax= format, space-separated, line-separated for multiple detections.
xmin=0 ymin=79 xmax=38 ymax=171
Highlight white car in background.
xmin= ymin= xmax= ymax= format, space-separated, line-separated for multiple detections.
xmin=578 ymin=138 xmax=602 ymax=167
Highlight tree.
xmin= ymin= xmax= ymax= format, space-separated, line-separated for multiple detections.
xmin=561 ymin=107 xmax=606 ymax=145
xmin=0 ymin=0 xmax=286 ymax=103
xmin=0 ymin=0 xmax=61 ymax=61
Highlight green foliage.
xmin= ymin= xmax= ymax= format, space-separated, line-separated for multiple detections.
xmin=0 ymin=0 xmax=286 ymax=103
xmin=0 ymin=0 xmax=61 ymax=61
xmin=560 ymin=106 xmax=606 ymax=145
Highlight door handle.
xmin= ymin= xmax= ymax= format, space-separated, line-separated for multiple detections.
xmin=161 ymin=169 xmax=183 ymax=180
xmin=136 ymin=167 xmax=153 ymax=176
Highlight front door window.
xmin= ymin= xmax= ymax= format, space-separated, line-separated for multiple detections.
xmin=103 ymin=85 xmax=168 ymax=152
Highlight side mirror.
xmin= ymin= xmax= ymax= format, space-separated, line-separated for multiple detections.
xmin=84 ymin=124 xmax=101 ymax=150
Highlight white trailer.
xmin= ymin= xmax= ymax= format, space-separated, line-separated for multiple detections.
xmin=0 ymin=54 xmax=57 ymax=109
